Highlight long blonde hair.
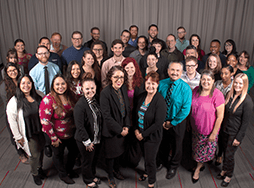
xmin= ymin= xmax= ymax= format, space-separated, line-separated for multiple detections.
xmin=225 ymin=73 xmax=248 ymax=113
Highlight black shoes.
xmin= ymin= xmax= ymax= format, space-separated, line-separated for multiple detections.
xmin=221 ymin=180 xmax=230 ymax=187
xmin=68 ymin=170 xmax=79 ymax=179
xmin=139 ymin=174 xmax=148 ymax=181
xmin=156 ymin=164 xmax=163 ymax=172
xmin=60 ymin=176 xmax=75 ymax=184
xmin=113 ymin=170 xmax=125 ymax=180
xmin=216 ymin=173 xmax=225 ymax=180
xmin=44 ymin=146 xmax=52 ymax=157
xmin=166 ymin=168 xmax=176 ymax=179
xmin=33 ymin=175 xmax=42 ymax=185
xmin=38 ymin=167 xmax=47 ymax=179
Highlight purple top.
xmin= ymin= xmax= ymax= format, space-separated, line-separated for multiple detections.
xmin=191 ymin=87 xmax=224 ymax=135
xmin=127 ymin=89 xmax=134 ymax=110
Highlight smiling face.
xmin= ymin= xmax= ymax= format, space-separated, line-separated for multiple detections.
xmin=238 ymin=53 xmax=248 ymax=67
xmin=71 ymin=33 xmax=83 ymax=49
xmin=166 ymin=35 xmax=176 ymax=50
xmin=14 ymin=42 xmax=25 ymax=53
xmin=120 ymin=31 xmax=130 ymax=45
xmin=92 ymin=44 xmax=103 ymax=59
xmin=221 ymin=67 xmax=232 ymax=83
xmin=208 ymin=56 xmax=218 ymax=70
xmin=148 ymin=26 xmax=158 ymax=39
xmin=137 ymin=37 xmax=146 ymax=50
xmin=225 ymin=42 xmax=233 ymax=54
xmin=124 ymin=62 xmax=136 ymax=77
xmin=111 ymin=70 xmax=125 ymax=90
xmin=168 ymin=63 xmax=182 ymax=81
xmin=152 ymin=43 xmax=162 ymax=54
xmin=210 ymin=42 xmax=220 ymax=55
xmin=111 ymin=43 xmax=124 ymax=57
xmin=147 ymin=54 xmax=158 ymax=68
xmin=177 ymin=28 xmax=186 ymax=40
xmin=71 ymin=64 xmax=81 ymax=79
xmin=51 ymin=34 xmax=61 ymax=48
xmin=201 ymin=74 xmax=214 ymax=91
xmin=8 ymin=54 xmax=18 ymax=63
xmin=130 ymin=27 xmax=138 ymax=38
xmin=39 ymin=39 xmax=50 ymax=50
xmin=145 ymin=77 xmax=158 ymax=95
xmin=83 ymin=53 xmax=94 ymax=67
xmin=36 ymin=47 xmax=50 ymax=64
xmin=20 ymin=76 xmax=32 ymax=95
xmin=7 ymin=66 xmax=18 ymax=79
xmin=91 ymin=29 xmax=100 ymax=41
xmin=191 ymin=36 xmax=199 ymax=48
xmin=82 ymin=80 xmax=96 ymax=100
xmin=227 ymin=54 xmax=237 ymax=68
xmin=53 ymin=77 xmax=67 ymax=95
xmin=234 ymin=77 xmax=243 ymax=94
xmin=185 ymin=49 xmax=198 ymax=58
xmin=186 ymin=60 xmax=198 ymax=75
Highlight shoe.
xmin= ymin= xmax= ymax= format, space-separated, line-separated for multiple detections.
xmin=19 ymin=154 xmax=29 ymax=164
xmin=191 ymin=171 xmax=199 ymax=184
xmin=93 ymin=177 xmax=101 ymax=184
xmin=33 ymin=175 xmax=42 ymax=185
xmin=147 ymin=184 xmax=154 ymax=188
xmin=68 ymin=170 xmax=79 ymax=178
xmin=139 ymin=174 xmax=148 ymax=181
xmin=113 ymin=170 xmax=125 ymax=180
xmin=216 ymin=173 xmax=225 ymax=180
xmin=108 ymin=179 xmax=117 ymax=188
xmin=60 ymin=176 xmax=75 ymax=184
xmin=221 ymin=180 xmax=230 ymax=187
xmin=86 ymin=182 xmax=98 ymax=188
xmin=38 ymin=167 xmax=47 ymax=179
xmin=215 ymin=157 xmax=222 ymax=166
xmin=44 ymin=146 xmax=52 ymax=157
xmin=156 ymin=164 xmax=163 ymax=172
xmin=166 ymin=168 xmax=176 ymax=179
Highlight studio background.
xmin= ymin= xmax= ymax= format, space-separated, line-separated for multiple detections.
xmin=0 ymin=0 xmax=253 ymax=65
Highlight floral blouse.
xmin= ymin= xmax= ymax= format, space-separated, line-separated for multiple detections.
xmin=18 ymin=53 xmax=32 ymax=74
xmin=71 ymin=80 xmax=83 ymax=99
xmin=39 ymin=94 xmax=75 ymax=142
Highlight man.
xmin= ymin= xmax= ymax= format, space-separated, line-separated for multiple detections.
xmin=158 ymin=62 xmax=192 ymax=180
xmin=128 ymin=25 xmax=139 ymax=47
xmin=202 ymin=39 xmax=226 ymax=66
xmin=147 ymin=24 xmax=166 ymax=49
xmin=175 ymin=26 xmax=189 ymax=53
xmin=30 ymin=46 xmax=60 ymax=95
xmin=101 ymin=39 xmax=125 ymax=88
xmin=61 ymin=31 xmax=89 ymax=65
xmin=129 ymin=35 xmax=148 ymax=65
xmin=161 ymin=34 xmax=184 ymax=63
xmin=181 ymin=56 xmax=201 ymax=90
xmin=84 ymin=27 xmax=108 ymax=53
xmin=28 ymin=37 xmax=62 ymax=72
xmin=182 ymin=45 xmax=204 ymax=72
xmin=50 ymin=32 xmax=68 ymax=56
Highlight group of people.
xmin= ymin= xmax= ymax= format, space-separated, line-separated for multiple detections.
xmin=0 ymin=24 xmax=253 ymax=188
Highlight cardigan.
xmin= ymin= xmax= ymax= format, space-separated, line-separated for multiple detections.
xmin=6 ymin=96 xmax=31 ymax=156
xmin=133 ymin=91 xmax=167 ymax=143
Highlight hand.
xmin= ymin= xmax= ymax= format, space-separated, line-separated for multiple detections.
xmin=163 ymin=121 xmax=172 ymax=130
xmin=232 ymin=139 xmax=240 ymax=146
xmin=18 ymin=137 xmax=25 ymax=147
xmin=52 ymin=139 xmax=62 ymax=147
xmin=86 ymin=143 xmax=94 ymax=152
xmin=135 ymin=129 xmax=140 ymax=137
xmin=121 ymin=128 xmax=128 ymax=137
xmin=136 ymin=133 xmax=143 ymax=141
xmin=208 ymin=133 xmax=216 ymax=142
xmin=123 ymin=127 xmax=129 ymax=135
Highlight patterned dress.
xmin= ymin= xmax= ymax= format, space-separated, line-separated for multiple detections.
xmin=18 ymin=53 xmax=32 ymax=74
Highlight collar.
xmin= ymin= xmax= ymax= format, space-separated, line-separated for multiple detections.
xmin=50 ymin=44 xmax=63 ymax=51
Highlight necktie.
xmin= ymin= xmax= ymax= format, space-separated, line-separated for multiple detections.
xmin=165 ymin=83 xmax=174 ymax=117
xmin=44 ymin=66 xmax=50 ymax=94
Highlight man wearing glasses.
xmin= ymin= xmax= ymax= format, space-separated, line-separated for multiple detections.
xmin=28 ymin=37 xmax=62 ymax=72
xmin=61 ymin=31 xmax=89 ymax=65
xmin=175 ymin=26 xmax=189 ymax=53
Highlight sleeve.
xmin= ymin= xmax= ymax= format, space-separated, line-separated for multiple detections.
xmin=100 ymin=90 xmax=123 ymax=136
xmin=101 ymin=62 xmax=108 ymax=88
xmin=142 ymin=95 xmax=167 ymax=138
xmin=171 ymin=84 xmax=192 ymax=126
xmin=28 ymin=55 xmax=38 ymax=72
xmin=56 ymin=54 xmax=63 ymax=72
xmin=214 ymin=89 xmax=225 ymax=107
xmin=39 ymin=95 xmax=58 ymax=142
xmin=235 ymin=96 xmax=253 ymax=142
xmin=29 ymin=69 xmax=38 ymax=90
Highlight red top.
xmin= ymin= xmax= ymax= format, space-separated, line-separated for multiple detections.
xmin=18 ymin=53 xmax=32 ymax=74
xmin=39 ymin=94 xmax=75 ymax=142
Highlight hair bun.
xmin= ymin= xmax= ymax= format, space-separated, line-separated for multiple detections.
xmin=82 ymin=72 xmax=93 ymax=79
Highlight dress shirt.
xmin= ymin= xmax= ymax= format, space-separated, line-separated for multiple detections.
xmin=161 ymin=47 xmax=184 ymax=63
xmin=29 ymin=62 xmax=60 ymax=94
xmin=158 ymin=78 xmax=192 ymax=126
xmin=129 ymin=49 xmax=148 ymax=66
xmin=61 ymin=45 xmax=90 ymax=65
xmin=181 ymin=71 xmax=201 ymax=90
xmin=176 ymin=38 xmax=189 ymax=53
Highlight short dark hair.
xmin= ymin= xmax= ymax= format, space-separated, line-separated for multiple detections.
xmin=148 ymin=24 xmax=158 ymax=31
xmin=186 ymin=45 xmax=197 ymax=52
xmin=137 ymin=35 xmax=148 ymax=50
xmin=91 ymin=27 xmax=100 ymax=33
xmin=221 ymin=65 xmax=234 ymax=74
xmin=51 ymin=32 xmax=62 ymax=40
xmin=121 ymin=30 xmax=130 ymax=36
xmin=39 ymin=37 xmax=50 ymax=44
xmin=185 ymin=56 xmax=198 ymax=64
xmin=36 ymin=45 xmax=49 ymax=53
xmin=111 ymin=39 xmax=124 ymax=48
xmin=211 ymin=39 xmax=221 ymax=45
xmin=129 ymin=25 xmax=139 ymax=31
xmin=151 ymin=38 xmax=163 ymax=47
xmin=177 ymin=26 xmax=186 ymax=31
xmin=167 ymin=34 xmax=176 ymax=41
xmin=72 ymin=31 xmax=83 ymax=38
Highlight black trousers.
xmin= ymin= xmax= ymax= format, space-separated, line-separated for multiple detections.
xmin=140 ymin=141 xmax=160 ymax=184
xmin=76 ymin=141 xmax=101 ymax=184
xmin=157 ymin=119 xmax=186 ymax=170
xmin=222 ymin=133 xmax=239 ymax=178
xmin=106 ymin=156 xmax=121 ymax=180
xmin=51 ymin=137 xmax=78 ymax=178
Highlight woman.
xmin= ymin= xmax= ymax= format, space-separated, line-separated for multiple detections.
xmin=226 ymin=54 xmax=242 ymax=77
xmin=14 ymin=39 xmax=32 ymax=74
xmin=214 ymin=65 xmax=234 ymax=166
xmin=91 ymin=41 xmax=108 ymax=68
xmin=100 ymin=66 xmax=130 ymax=188
xmin=237 ymin=51 xmax=254 ymax=93
xmin=190 ymin=70 xmax=225 ymax=183
xmin=74 ymin=73 xmax=102 ymax=188
xmin=134 ymin=71 xmax=166 ymax=188
xmin=66 ymin=60 xmax=83 ymax=98
xmin=217 ymin=73 xmax=253 ymax=187
xmin=222 ymin=39 xmax=237 ymax=57
xmin=205 ymin=54 xmax=222 ymax=81
xmin=6 ymin=75 xmax=45 ymax=185
xmin=140 ymin=49 xmax=165 ymax=80
xmin=183 ymin=34 xmax=205 ymax=60
xmin=81 ymin=50 xmax=101 ymax=94
xmin=39 ymin=74 xmax=79 ymax=184
xmin=0 ymin=63 xmax=29 ymax=163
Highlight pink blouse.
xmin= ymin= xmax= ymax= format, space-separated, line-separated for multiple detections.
xmin=39 ymin=94 xmax=75 ymax=142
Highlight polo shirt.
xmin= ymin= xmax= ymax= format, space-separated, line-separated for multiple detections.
xmin=181 ymin=71 xmax=201 ymax=90
xmin=61 ymin=45 xmax=89 ymax=65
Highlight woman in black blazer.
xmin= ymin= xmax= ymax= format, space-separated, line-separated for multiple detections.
xmin=100 ymin=65 xmax=131 ymax=188
xmin=134 ymin=71 xmax=167 ymax=188
xmin=74 ymin=73 xmax=102 ymax=188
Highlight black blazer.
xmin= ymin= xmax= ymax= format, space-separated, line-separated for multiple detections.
xmin=133 ymin=91 xmax=167 ymax=143
xmin=100 ymin=84 xmax=131 ymax=138
xmin=74 ymin=96 xmax=102 ymax=143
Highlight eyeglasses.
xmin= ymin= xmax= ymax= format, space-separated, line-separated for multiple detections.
xmin=225 ymin=43 xmax=232 ymax=47
xmin=37 ymin=52 xmax=49 ymax=56
xmin=177 ymin=31 xmax=185 ymax=34
xmin=7 ymin=69 xmax=17 ymax=73
xmin=93 ymin=49 xmax=103 ymax=52
xmin=72 ymin=38 xmax=82 ymax=41
xmin=112 ymin=76 xmax=124 ymax=81
xmin=186 ymin=65 xmax=197 ymax=68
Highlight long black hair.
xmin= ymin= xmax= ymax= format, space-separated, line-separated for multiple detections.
xmin=15 ymin=74 xmax=42 ymax=110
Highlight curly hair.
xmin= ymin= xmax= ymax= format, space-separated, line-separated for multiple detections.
xmin=106 ymin=66 xmax=128 ymax=86
xmin=121 ymin=57 xmax=143 ymax=90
